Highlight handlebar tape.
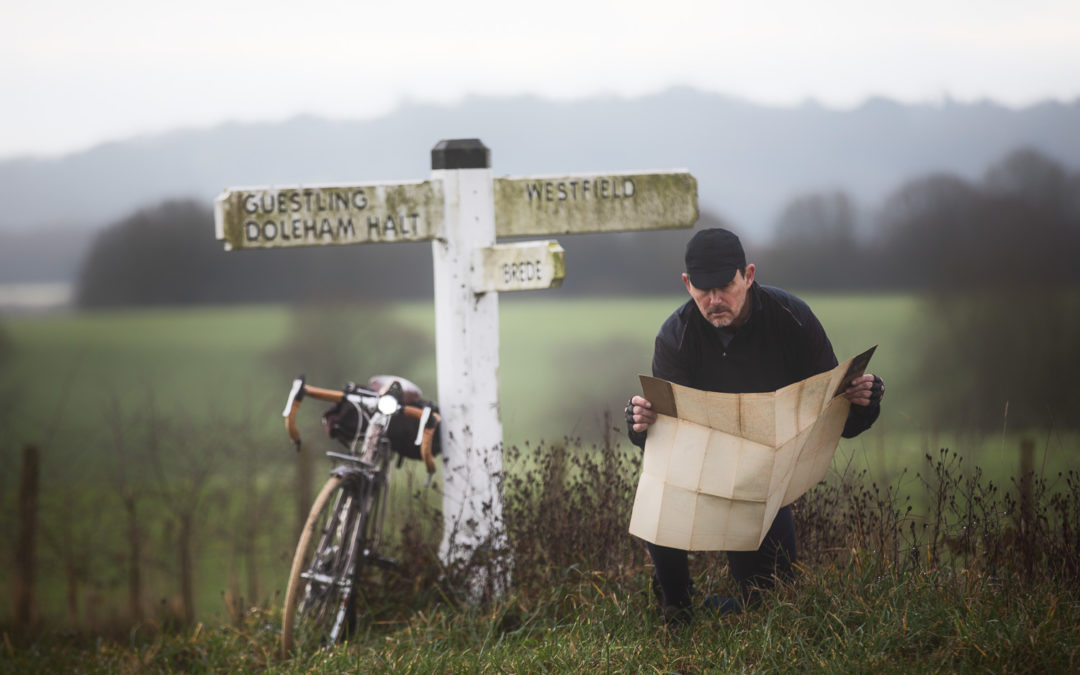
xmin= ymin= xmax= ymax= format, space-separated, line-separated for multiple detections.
xmin=402 ymin=405 xmax=440 ymax=475
xmin=285 ymin=400 xmax=302 ymax=451
xmin=284 ymin=384 xmax=344 ymax=452
xmin=302 ymin=385 xmax=345 ymax=403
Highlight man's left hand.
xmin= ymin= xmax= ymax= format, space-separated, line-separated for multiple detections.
xmin=844 ymin=373 xmax=884 ymax=407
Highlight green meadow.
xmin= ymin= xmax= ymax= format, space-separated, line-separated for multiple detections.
xmin=3 ymin=293 xmax=928 ymax=475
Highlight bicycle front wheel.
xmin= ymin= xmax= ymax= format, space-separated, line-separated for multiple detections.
xmin=281 ymin=474 xmax=368 ymax=656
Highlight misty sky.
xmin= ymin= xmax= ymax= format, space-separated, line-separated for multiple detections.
xmin=4 ymin=0 xmax=1078 ymax=159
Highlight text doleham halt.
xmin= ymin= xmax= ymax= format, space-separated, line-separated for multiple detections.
xmin=472 ymin=241 xmax=566 ymax=293
xmin=214 ymin=181 xmax=445 ymax=250
xmin=492 ymin=170 xmax=697 ymax=237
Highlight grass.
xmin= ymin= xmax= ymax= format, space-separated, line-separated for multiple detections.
xmin=4 ymin=589 xmax=1074 ymax=673
xmin=2 ymin=293 xmax=1078 ymax=670
xmin=4 ymin=441 xmax=1080 ymax=673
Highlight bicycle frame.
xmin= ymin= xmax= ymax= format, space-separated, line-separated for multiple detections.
xmin=322 ymin=384 xmax=398 ymax=556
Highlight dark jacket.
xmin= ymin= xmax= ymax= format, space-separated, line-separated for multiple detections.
xmin=630 ymin=282 xmax=879 ymax=448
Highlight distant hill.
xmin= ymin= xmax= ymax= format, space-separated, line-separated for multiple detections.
xmin=2 ymin=88 xmax=1079 ymax=283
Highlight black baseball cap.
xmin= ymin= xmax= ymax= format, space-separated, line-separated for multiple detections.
xmin=685 ymin=228 xmax=746 ymax=289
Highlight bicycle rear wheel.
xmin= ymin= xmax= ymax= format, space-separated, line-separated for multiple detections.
xmin=281 ymin=474 xmax=368 ymax=655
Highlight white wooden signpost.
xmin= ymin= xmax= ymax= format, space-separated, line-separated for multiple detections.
xmin=215 ymin=139 xmax=697 ymax=596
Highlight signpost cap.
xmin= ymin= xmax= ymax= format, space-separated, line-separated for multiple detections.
xmin=432 ymin=139 xmax=490 ymax=170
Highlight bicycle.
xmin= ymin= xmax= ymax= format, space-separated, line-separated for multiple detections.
xmin=279 ymin=374 xmax=440 ymax=655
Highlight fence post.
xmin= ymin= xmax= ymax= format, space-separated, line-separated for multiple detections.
xmin=15 ymin=444 xmax=39 ymax=625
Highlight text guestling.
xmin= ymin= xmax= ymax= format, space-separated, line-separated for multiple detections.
xmin=242 ymin=189 xmax=369 ymax=214
xmin=524 ymin=178 xmax=636 ymax=203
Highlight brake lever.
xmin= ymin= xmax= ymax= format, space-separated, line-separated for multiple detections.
xmin=282 ymin=375 xmax=306 ymax=417
xmin=283 ymin=375 xmax=306 ymax=453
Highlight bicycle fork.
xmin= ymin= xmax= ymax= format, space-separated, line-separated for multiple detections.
xmin=324 ymin=466 xmax=382 ymax=645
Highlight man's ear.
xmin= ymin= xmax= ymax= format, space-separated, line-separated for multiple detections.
xmin=682 ymin=272 xmax=692 ymax=294
xmin=744 ymin=264 xmax=756 ymax=286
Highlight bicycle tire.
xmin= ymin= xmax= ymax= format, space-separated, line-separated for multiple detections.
xmin=281 ymin=474 xmax=369 ymax=655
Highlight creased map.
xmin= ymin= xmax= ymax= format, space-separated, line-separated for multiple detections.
xmin=628 ymin=347 xmax=875 ymax=551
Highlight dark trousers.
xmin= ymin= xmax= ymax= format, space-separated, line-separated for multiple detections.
xmin=646 ymin=505 xmax=797 ymax=609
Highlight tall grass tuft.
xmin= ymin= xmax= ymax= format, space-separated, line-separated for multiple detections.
xmin=796 ymin=447 xmax=1080 ymax=591
xmin=501 ymin=412 xmax=648 ymax=591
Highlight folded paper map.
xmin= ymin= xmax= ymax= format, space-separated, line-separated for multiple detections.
xmin=628 ymin=347 xmax=875 ymax=551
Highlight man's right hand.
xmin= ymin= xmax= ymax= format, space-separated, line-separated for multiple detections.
xmin=626 ymin=395 xmax=658 ymax=433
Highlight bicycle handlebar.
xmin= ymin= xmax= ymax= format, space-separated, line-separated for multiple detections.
xmin=282 ymin=376 xmax=439 ymax=476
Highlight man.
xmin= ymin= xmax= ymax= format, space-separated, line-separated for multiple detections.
xmin=625 ymin=227 xmax=884 ymax=623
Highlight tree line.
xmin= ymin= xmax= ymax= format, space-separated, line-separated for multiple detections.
xmin=757 ymin=147 xmax=1080 ymax=291
xmin=74 ymin=148 xmax=1080 ymax=307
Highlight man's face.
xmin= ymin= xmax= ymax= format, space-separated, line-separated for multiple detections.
xmin=683 ymin=264 xmax=755 ymax=328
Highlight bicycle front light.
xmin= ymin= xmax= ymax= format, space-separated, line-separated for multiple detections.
xmin=377 ymin=394 xmax=399 ymax=416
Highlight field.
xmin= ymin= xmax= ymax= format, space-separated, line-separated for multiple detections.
xmin=2 ymin=292 xmax=959 ymax=502
xmin=2 ymin=293 xmax=1077 ymax=671
xmin=2 ymin=292 xmax=1059 ymax=470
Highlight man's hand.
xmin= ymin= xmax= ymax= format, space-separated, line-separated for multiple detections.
xmin=844 ymin=373 xmax=884 ymax=407
xmin=625 ymin=395 xmax=658 ymax=432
